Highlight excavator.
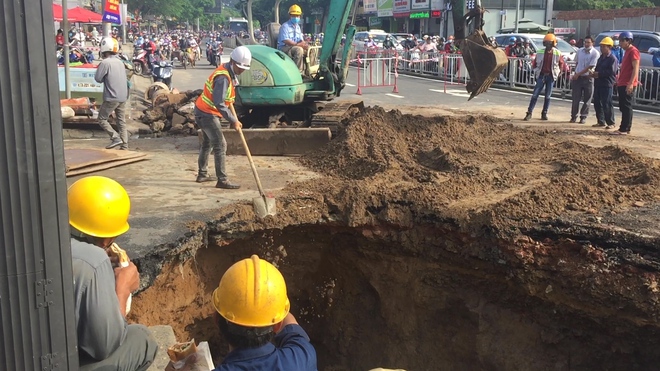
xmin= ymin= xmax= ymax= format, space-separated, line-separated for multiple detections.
xmin=231 ymin=0 xmax=507 ymax=151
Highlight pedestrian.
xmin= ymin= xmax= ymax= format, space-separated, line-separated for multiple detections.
xmin=570 ymin=36 xmax=600 ymax=124
xmin=194 ymin=46 xmax=251 ymax=189
xmin=166 ymin=255 xmax=317 ymax=371
xmin=611 ymin=35 xmax=624 ymax=63
xmin=590 ymin=37 xmax=618 ymax=129
xmin=94 ymin=37 xmax=129 ymax=150
xmin=612 ymin=31 xmax=641 ymax=135
xmin=524 ymin=33 xmax=565 ymax=121
xmin=67 ymin=176 xmax=158 ymax=370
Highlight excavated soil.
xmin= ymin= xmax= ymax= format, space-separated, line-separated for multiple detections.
xmin=130 ymin=108 xmax=660 ymax=371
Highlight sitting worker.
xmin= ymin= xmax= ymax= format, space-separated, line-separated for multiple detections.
xmin=67 ymin=176 xmax=158 ymax=370
xmin=167 ymin=255 xmax=317 ymax=371
xmin=277 ymin=4 xmax=308 ymax=74
xmin=194 ymin=46 xmax=252 ymax=189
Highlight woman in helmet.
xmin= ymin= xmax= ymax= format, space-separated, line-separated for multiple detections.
xmin=171 ymin=255 xmax=316 ymax=370
xmin=277 ymin=4 xmax=308 ymax=74
xmin=194 ymin=46 xmax=252 ymax=189
xmin=68 ymin=176 xmax=157 ymax=370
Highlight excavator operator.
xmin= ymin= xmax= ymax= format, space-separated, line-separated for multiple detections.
xmin=277 ymin=4 xmax=308 ymax=74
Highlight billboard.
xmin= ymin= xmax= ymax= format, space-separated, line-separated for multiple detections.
xmin=411 ymin=0 xmax=430 ymax=10
xmin=364 ymin=0 xmax=378 ymax=14
xmin=378 ymin=0 xmax=394 ymax=17
xmin=393 ymin=0 xmax=410 ymax=14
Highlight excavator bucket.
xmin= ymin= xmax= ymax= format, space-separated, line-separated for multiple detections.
xmin=460 ymin=30 xmax=509 ymax=101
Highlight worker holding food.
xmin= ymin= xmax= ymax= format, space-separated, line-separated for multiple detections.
xmin=68 ymin=176 xmax=158 ymax=370
xmin=166 ymin=255 xmax=317 ymax=370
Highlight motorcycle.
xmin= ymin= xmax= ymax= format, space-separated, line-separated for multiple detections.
xmin=208 ymin=42 xmax=223 ymax=67
xmin=152 ymin=60 xmax=173 ymax=88
xmin=132 ymin=49 xmax=155 ymax=75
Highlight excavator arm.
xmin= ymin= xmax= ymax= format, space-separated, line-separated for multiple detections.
xmin=451 ymin=0 xmax=508 ymax=100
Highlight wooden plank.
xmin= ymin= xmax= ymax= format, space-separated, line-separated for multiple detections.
xmin=65 ymin=148 xmax=146 ymax=171
xmin=66 ymin=156 xmax=147 ymax=177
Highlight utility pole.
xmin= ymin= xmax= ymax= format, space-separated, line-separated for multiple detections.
xmin=121 ymin=0 xmax=127 ymax=44
xmin=103 ymin=0 xmax=112 ymax=36
xmin=514 ymin=0 xmax=520 ymax=33
xmin=1 ymin=0 xmax=79 ymax=369
xmin=63 ymin=0 xmax=71 ymax=98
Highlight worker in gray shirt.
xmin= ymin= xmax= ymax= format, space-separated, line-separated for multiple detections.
xmin=68 ymin=176 xmax=158 ymax=370
xmin=95 ymin=37 xmax=129 ymax=150
xmin=570 ymin=35 xmax=600 ymax=124
xmin=194 ymin=46 xmax=251 ymax=189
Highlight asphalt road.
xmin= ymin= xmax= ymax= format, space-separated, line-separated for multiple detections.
xmin=168 ymin=52 xmax=660 ymax=124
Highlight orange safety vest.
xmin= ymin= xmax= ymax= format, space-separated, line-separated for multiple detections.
xmin=195 ymin=64 xmax=236 ymax=116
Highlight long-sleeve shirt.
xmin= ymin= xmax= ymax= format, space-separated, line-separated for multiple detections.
xmin=71 ymin=238 xmax=127 ymax=361
xmin=594 ymin=52 xmax=618 ymax=87
xmin=94 ymin=55 xmax=128 ymax=102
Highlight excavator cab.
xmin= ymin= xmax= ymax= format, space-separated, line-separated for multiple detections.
xmin=452 ymin=0 xmax=508 ymax=100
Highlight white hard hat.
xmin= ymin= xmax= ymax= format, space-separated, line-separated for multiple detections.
xmin=230 ymin=46 xmax=251 ymax=70
xmin=100 ymin=37 xmax=119 ymax=54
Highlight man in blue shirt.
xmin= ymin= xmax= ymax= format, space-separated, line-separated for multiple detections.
xmin=277 ymin=4 xmax=308 ymax=74
xmin=169 ymin=255 xmax=317 ymax=371
xmin=591 ymin=37 xmax=619 ymax=128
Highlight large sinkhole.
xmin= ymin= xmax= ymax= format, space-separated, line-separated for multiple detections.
xmin=131 ymin=108 xmax=660 ymax=370
xmin=130 ymin=221 xmax=660 ymax=371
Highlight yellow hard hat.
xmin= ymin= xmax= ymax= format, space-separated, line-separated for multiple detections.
xmin=600 ymin=36 xmax=614 ymax=46
xmin=212 ymin=255 xmax=290 ymax=327
xmin=68 ymin=176 xmax=130 ymax=238
xmin=543 ymin=33 xmax=557 ymax=46
xmin=289 ymin=4 xmax=302 ymax=16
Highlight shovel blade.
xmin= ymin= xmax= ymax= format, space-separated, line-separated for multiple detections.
xmin=253 ymin=196 xmax=277 ymax=218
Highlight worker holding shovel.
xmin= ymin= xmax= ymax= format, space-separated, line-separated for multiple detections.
xmin=194 ymin=46 xmax=252 ymax=189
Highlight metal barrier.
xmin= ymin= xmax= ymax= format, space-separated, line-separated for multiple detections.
xmin=394 ymin=50 xmax=660 ymax=107
xmin=355 ymin=50 xmax=399 ymax=95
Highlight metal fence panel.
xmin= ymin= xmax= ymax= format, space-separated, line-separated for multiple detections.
xmin=0 ymin=0 xmax=78 ymax=370
xmin=628 ymin=17 xmax=643 ymax=30
xmin=614 ymin=17 xmax=630 ymax=30
xmin=641 ymin=15 xmax=656 ymax=31
xmin=589 ymin=19 xmax=604 ymax=37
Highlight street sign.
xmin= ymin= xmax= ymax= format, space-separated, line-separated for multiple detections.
xmin=554 ymin=27 xmax=576 ymax=35
xmin=102 ymin=0 xmax=121 ymax=24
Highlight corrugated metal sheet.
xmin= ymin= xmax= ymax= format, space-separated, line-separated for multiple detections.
xmin=641 ymin=15 xmax=656 ymax=32
xmin=0 ymin=0 xmax=78 ymax=369
xmin=614 ymin=17 xmax=630 ymax=30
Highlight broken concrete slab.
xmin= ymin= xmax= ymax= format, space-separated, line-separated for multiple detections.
xmin=171 ymin=113 xmax=187 ymax=127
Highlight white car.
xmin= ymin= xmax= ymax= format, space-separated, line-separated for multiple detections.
xmin=494 ymin=33 xmax=577 ymax=62
xmin=352 ymin=31 xmax=404 ymax=55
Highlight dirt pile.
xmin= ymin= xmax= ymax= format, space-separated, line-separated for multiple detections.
xmin=301 ymin=107 xmax=660 ymax=230
xmin=130 ymin=107 xmax=660 ymax=371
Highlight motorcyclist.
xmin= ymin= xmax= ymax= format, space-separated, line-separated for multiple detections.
xmin=142 ymin=36 xmax=158 ymax=72
xmin=383 ymin=35 xmax=396 ymax=50
xmin=187 ymin=34 xmax=198 ymax=60
xmin=504 ymin=36 xmax=517 ymax=57
xmin=521 ymin=39 xmax=533 ymax=57
xmin=511 ymin=37 xmax=525 ymax=58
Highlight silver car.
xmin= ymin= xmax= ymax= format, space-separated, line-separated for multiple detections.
xmin=494 ymin=33 xmax=577 ymax=62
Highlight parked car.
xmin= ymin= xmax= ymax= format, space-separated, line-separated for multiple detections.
xmin=391 ymin=33 xmax=413 ymax=44
xmin=595 ymin=30 xmax=660 ymax=67
xmin=494 ymin=33 xmax=577 ymax=62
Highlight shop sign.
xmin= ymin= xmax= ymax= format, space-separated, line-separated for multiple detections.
xmin=378 ymin=0 xmax=394 ymax=17
xmin=409 ymin=10 xmax=429 ymax=19
xmin=411 ymin=0 xmax=430 ymax=10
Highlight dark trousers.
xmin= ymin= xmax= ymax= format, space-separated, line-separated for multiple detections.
xmin=571 ymin=77 xmax=594 ymax=119
xmin=593 ymin=85 xmax=615 ymax=126
xmin=617 ymin=85 xmax=634 ymax=133
xmin=527 ymin=74 xmax=554 ymax=114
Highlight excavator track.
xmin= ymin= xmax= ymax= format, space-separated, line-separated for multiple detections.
xmin=310 ymin=100 xmax=365 ymax=136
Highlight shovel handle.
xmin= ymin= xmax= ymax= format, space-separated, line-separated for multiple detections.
xmin=231 ymin=104 xmax=267 ymax=198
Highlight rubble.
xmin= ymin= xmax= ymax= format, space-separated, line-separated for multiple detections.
xmin=140 ymin=89 xmax=202 ymax=134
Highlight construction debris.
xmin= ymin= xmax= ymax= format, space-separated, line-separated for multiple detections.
xmin=140 ymin=89 xmax=202 ymax=135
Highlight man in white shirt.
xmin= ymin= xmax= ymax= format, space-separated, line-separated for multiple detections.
xmin=570 ymin=35 xmax=600 ymax=124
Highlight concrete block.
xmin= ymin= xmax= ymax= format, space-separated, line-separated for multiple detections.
xmin=147 ymin=325 xmax=177 ymax=371
xmin=167 ymin=93 xmax=188 ymax=105
xmin=172 ymin=113 xmax=187 ymax=127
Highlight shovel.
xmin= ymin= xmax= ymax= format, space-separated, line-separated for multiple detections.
xmin=236 ymin=127 xmax=276 ymax=217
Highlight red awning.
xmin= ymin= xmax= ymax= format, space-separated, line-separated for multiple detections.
xmin=53 ymin=3 xmax=63 ymax=21
xmin=68 ymin=7 xmax=103 ymax=23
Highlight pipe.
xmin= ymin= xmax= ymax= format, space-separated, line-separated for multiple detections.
xmin=514 ymin=0 xmax=520 ymax=33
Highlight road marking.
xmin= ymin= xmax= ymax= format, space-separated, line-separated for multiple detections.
xmin=386 ymin=93 xmax=404 ymax=98
xmin=429 ymin=88 xmax=472 ymax=98
xmin=345 ymin=83 xmax=355 ymax=87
